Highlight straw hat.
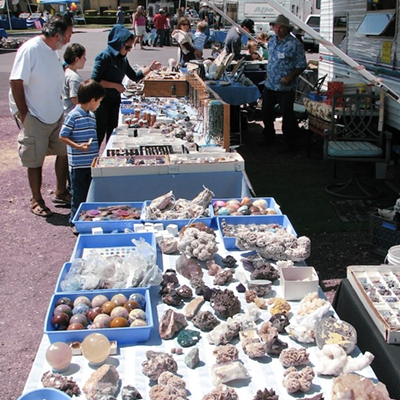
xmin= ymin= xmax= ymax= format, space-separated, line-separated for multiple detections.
xmin=271 ymin=14 xmax=293 ymax=30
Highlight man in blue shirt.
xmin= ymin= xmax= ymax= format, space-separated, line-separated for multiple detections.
xmin=260 ymin=14 xmax=307 ymax=152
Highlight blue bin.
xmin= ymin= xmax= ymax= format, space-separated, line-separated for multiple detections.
xmin=212 ymin=197 xmax=282 ymax=216
xmin=70 ymin=232 xmax=156 ymax=261
xmin=18 ymin=388 xmax=71 ymax=400
xmin=217 ymin=215 xmax=297 ymax=250
xmin=141 ymin=200 xmax=214 ymax=230
xmin=72 ymin=202 xmax=143 ymax=234
xmin=44 ymin=288 xmax=153 ymax=345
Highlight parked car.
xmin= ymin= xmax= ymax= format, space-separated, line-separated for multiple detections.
xmin=303 ymin=14 xmax=320 ymax=52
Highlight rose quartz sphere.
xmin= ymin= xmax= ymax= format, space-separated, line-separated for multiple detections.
xmin=45 ymin=342 xmax=73 ymax=372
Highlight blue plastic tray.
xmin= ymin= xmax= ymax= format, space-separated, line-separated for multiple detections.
xmin=70 ymin=232 xmax=156 ymax=261
xmin=141 ymin=200 xmax=214 ymax=230
xmin=72 ymin=202 xmax=144 ymax=234
xmin=44 ymin=288 xmax=153 ymax=345
xmin=217 ymin=215 xmax=297 ymax=250
xmin=212 ymin=197 xmax=282 ymax=216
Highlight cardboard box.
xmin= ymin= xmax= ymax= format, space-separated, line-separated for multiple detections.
xmin=347 ymin=265 xmax=400 ymax=344
xmin=144 ymin=77 xmax=188 ymax=97
xmin=280 ymin=267 xmax=319 ymax=301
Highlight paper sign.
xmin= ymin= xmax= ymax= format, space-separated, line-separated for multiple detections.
xmin=382 ymin=41 xmax=392 ymax=64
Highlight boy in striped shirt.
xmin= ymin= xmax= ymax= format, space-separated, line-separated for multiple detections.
xmin=59 ymin=79 xmax=105 ymax=232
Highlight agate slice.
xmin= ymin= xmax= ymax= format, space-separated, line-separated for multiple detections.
xmin=315 ymin=316 xmax=357 ymax=354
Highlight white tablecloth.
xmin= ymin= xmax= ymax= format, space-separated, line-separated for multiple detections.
xmin=22 ymin=230 xmax=376 ymax=399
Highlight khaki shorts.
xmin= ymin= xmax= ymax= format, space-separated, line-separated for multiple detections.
xmin=17 ymin=112 xmax=66 ymax=168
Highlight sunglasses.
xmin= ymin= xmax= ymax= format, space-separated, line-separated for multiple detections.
xmin=181 ymin=23 xmax=190 ymax=26
xmin=124 ymin=45 xmax=133 ymax=50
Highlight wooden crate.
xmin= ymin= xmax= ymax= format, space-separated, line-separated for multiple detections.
xmin=144 ymin=77 xmax=188 ymax=97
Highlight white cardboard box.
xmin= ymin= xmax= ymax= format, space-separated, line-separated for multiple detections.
xmin=347 ymin=265 xmax=400 ymax=344
xmin=280 ymin=267 xmax=319 ymax=301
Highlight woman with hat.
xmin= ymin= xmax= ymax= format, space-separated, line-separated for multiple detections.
xmin=260 ymin=14 xmax=307 ymax=152
xmin=132 ymin=5 xmax=147 ymax=49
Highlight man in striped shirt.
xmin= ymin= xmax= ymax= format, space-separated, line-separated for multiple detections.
xmin=59 ymin=79 xmax=105 ymax=232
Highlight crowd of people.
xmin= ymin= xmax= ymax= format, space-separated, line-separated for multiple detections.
xmin=8 ymin=8 xmax=306 ymax=230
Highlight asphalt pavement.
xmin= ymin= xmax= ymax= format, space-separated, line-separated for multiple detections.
xmin=0 ymin=28 xmax=203 ymax=400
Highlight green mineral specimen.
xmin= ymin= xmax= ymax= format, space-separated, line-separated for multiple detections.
xmin=177 ymin=329 xmax=201 ymax=348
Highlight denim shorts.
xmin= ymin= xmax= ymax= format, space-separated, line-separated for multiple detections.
xmin=17 ymin=112 xmax=66 ymax=168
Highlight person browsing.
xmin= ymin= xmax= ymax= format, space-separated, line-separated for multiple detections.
xmin=9 ymin=14 xmax=73 ymax=217
xmin=260 ymin=14 xmax=307 ymax=152
xmin=91 ymin=24 xmax=161 ymax=146
xmin=62 ymin=43 xmax=86 ymax=114
xmin=224 ymin=19 xmax=255 ymax=60
xmin=59 ymin=79 xmax=105 ymax=233
xmin=172 ymin=17 xmax=195 ymax=66
xmin=193 ymin=20 xmax=208 ymax=59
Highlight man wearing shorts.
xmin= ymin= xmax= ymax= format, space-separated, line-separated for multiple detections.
xmin=9 ymin=14 xmax=73 ymax=217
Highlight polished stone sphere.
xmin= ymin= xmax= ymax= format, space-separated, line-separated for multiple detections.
xmin=110 ymin=306 xmax=129 ymax=319
xmin=91 ymin=294 xmax=109 ymax=308
xmin=93 ymin=313 xmax=112 ymax=328
xmin=128 ymin=293 xmax=146 ymax=309
xmin=45 ymin=342 xmax=73 ymax=372
xmin=81 ymin=333 xmax=110 ymax=365
xmin=110 ymin=317 xmax=129 ymax=328
xmin=111 ymin=293 xmax=128 ymax=307
xmin=73 ymin=296 xmax=91 ymax=307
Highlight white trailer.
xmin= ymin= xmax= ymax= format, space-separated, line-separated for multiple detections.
xmin=237 ymin=0 xmax=313 ymax=32
xmin=318 ymin=0 xmax=400 ymax=131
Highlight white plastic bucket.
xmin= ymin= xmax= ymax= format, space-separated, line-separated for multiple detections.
xmin=387 ymin=245 xmax=400 ymax=266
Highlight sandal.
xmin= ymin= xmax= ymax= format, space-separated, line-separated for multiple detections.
xmin=31 ymin=199 xmax=53 ymax=218
xmin=52 ymin=189 xmax=71 ymax=205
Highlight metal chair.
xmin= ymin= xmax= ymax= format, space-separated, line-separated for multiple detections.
xmin=323 ymin=92 xmax=392 ymax=199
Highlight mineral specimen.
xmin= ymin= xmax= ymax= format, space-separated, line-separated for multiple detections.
xmin=176 ymin=285 xmax=193 ymax=299
xmin=315 ymin=316 xmax=357 ymax=355
xmin=202 ymin=385 xmax=239 ymax=400
xmin=162 ymin=290 xmax=183 ymax=306
xmin=213 ymin=344 xmax=238 ymax=363
xmin=331 ymin=373 xmax=394 ymax=400
xmin=192 ymin=311 xmax=221 ymax=331
xmin=247 ymin=280 xmax=272 ymax=296
xmin=150 ymin=371 xmax=188 ymax=400
xmin=221 ymin=255 xmax=237 ymax=268
xmin=211 ymin=361 xmax=250 ymax=386
xmin=207 ymin=321 xmax=239 ymax=345
xmin=310 ymin=344 xmax=374 ymax=376
xmin=210 ymin=289 xmax=241 ymax=319
xmin=178 ymin=226 xmax=218 ymax=261
xmin=279 ymin=348 xmax=310 ymax=368
xmin=177 ymin=329 xmax=201 ymax=347
xmin=183 ymin=296 xmax=204 ymax=319
xmin=240 ymin=333 xmax=267 ymax=359
xmin=142 ymin=351 xmax=178 ymax=381
xmin=213 ymin=269 xmax=234 ymax=286
xmin=121 ymin=385 xmax=143 ymax=400
xmin=252 ymin=388 xmax=279 ymax=400
xmin=82 ymin=364 xmax=119 ymax=400
xmin=158 ymin=237 xmax=179 ymax=254
xmin=176 ymin=254 xmax=204 ymax=280
xmin=159 ymin=309 xmax=188 ymax=339
xmin=41 ymin=371 xmax=81 ymax=397
xmin=184 ymin=347 xmax=200 ymax=369
xmin=268 ymin=298 xmax=291 ymax=315
xmin=282 ymin=366 xmax=315 ymax=394
xmin=269 ymin=313 xmax=290 ymax=333
xmin=207 ymin=259 xmax=223 ymax=276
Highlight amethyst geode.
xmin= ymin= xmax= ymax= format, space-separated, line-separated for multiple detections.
xmin=210 ymin=289 xmax=241 ymax=319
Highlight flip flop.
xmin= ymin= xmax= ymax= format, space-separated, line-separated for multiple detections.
xmin=52 ymin=190 xmax=71 ymax=205
xmin=31 ymin=200 xmax=53 ymax=217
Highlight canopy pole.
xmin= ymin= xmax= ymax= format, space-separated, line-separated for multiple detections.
xmin=263 ymin=0 xmax=400 ymax=103
xmin=202 ymin=0 xmax=257 ymax=43
xmin=6 ymin=0 xmax=13 ymax=30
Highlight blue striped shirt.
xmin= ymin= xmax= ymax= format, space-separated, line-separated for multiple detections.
xmin=60 ymin=105 xmax=99 ymax=169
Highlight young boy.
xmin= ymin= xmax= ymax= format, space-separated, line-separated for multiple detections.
xmin=59 ymin=79 xmax=106 ymax=233
xmin=193 ymin=20 xmax=208 ymax=59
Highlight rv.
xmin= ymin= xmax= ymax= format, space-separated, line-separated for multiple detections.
xmin=237 ymin=0 xmax=315 ymax=32
xmin=318 ymin=0 xmax=400 ymax=131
